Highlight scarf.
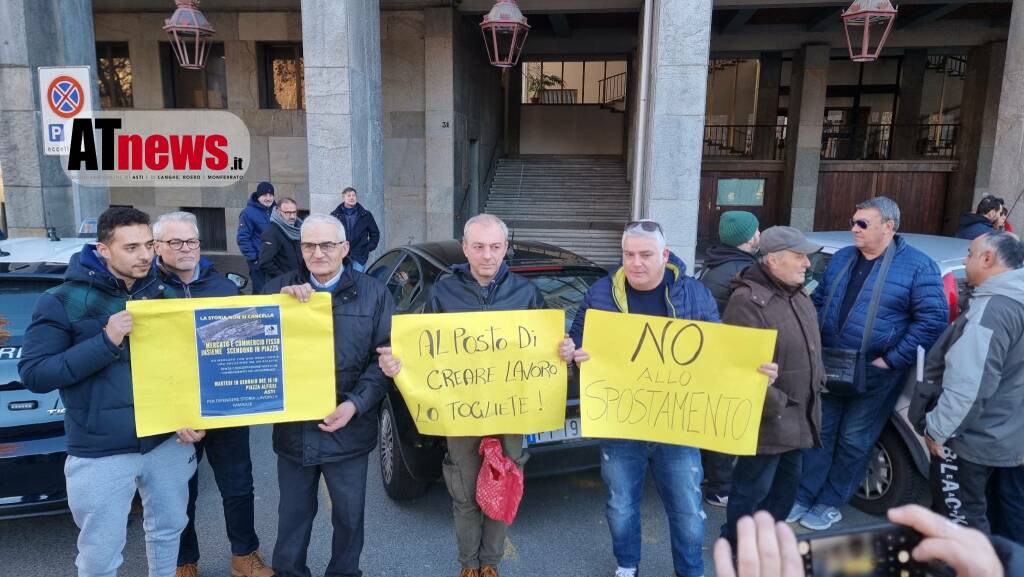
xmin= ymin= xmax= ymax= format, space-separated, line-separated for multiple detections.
xmin=271 ymin=207 xmax=302 ymax=241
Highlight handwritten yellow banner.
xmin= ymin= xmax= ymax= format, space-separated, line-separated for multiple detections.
xmin=128 ymin=293 xmax=337 ymax=436
xmin=580 ymin=309 xmax=776 ymax=455
xmin=391 ymin=310 xmax=567 ymax=436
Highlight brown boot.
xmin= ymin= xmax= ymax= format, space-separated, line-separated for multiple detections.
xmin=175 ymin=564 xmax=198 ymax=577
xmin=458 ymin=569 xmax=480 ymax=577
xmin=231 ymin=551 xmax=274 ymax=577
xmin=480 ymin=566 xmax=499 ymax=577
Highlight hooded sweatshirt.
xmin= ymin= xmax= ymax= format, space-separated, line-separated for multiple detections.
xmin=910 ymin=267 xmax=1024 ymax=467
xmin=699 ymin=244 xmax=758 ymax=315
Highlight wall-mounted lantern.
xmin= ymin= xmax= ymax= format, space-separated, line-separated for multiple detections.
xmin=164 ymin=0 xmax=216 ymax=70
xmin=842 ymin=0 xmax=898 ymax=62
xmin=480 ymin=0 xmax=530 ymax=68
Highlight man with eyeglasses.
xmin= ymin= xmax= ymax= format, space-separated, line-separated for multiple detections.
xmin=152 ymin=212 xmax=273 ymax=577
xmin=259 ymin=197 xmax=303 ymax=284
xmin=264 ymin=214 xmax=394 ymax=577
xmin=788 ymin=196 xmax=947 ymax=531
xmin=569 ymin=220 xmax=778 ymax=577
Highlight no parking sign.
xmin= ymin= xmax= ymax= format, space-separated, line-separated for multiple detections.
xmin=38 ymin=66 xmax=92 ymax=156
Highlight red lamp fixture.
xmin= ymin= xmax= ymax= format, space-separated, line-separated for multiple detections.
xmin=480 ymin=0 xmax=530 ymax=68
xmin=842 ymin=0 xmax=898 ymax=63
xmin=164 ymin=0 xmax=216 ymax=70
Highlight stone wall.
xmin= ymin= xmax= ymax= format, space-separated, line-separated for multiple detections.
xmin=93 ymin=11 xmax=307 ymax=253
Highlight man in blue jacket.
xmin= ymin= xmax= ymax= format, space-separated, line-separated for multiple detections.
xmin=19 ymin=207 xmax=199 ymax=577
xmin=956 ymin=195 xmax=1004 ymax=240
xmin=152 ymin=212 xmax=273 ymax=577
xmin=569 ymin=220 xmax=776 ymax=577
xmin=330 ymin=187 xmax=380 ymax=272
xmin=789 ymin=196 xmax=948 ymax=531
xmin=237 ymin=181 xmax=276 ymax=293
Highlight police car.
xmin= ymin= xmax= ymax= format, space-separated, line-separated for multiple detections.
xmin=0 ymin=232 xmax=92 ymax=519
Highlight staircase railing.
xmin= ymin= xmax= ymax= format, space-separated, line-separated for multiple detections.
xmin=703 ymin=124 xmax=787 ymax=160
xmin=597 ymin=72 xmax=627 ymax=106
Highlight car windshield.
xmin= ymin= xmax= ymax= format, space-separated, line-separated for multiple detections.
xmin=0 ymin=279 xmax=55 ymax=342
xmin=523 ymin=269 xmax=607 ymax=332
xmin=806 ymin=252 xmax=831 ymax=294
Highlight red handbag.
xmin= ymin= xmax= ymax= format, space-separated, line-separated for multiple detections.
xmin=475 ymin=437 xmax=524 ymax=525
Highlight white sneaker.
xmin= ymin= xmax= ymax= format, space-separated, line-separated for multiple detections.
xmin=614 ymin=568 xmax=638 ymax=577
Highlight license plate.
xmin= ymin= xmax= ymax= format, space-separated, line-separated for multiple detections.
xmin=526 ymin=417 xmax=581 ymax=446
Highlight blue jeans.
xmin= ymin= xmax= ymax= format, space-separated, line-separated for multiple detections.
xmin=248 ymin=262 xmax=266 ymax=294
xmin=796 ymin=367 xmax=906 ymax=508
xmin=178 ymin=426 xmax=259 ymax=565
xmin=722 ymin=450 xmax=802 ymax=543
xmin=600 ymin=440 xmax=704 ymax=577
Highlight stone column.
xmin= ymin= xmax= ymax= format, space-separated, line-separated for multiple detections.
xmin=301 ymin=0 xmax=385 ymax=247
xmin=752 ymin=51 xmax=782 ymax=160
xmin=891 ymin=49 xmax=927 ymax=159
xmin=424 ymin=7 xmax=456 ymax=242
xmin=945 ymin=41 xmax=1005 ymax=234
xmin=0 ymin=0 xmax=107 ymax=237
xmin=641 ymin=0 xmax=712 ymax=269
xmin=990 ymin=0 xmax=1024 ymax=232
xmin=782 ymin=44 xmax=830 ymax=231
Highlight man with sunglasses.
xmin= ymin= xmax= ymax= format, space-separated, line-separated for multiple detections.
xmin=569 ymin=220 xmax=777 ymax=577
xmin=788 ymin=197 xmax=947 ymax=531
xmin=265 ymin=214 xmax=394 ymax=577
xmin=152 ymin=212 xmax=273 ymax=577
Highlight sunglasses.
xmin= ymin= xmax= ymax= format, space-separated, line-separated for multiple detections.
xmin=625 ymin=220 xmax=663 ymax=233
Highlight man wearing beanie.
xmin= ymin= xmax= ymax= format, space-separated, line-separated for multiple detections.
xmin=237 ymin=181 xmax=276 ymax=293
xmin=698 ymin=210 xmax=760 ymax=508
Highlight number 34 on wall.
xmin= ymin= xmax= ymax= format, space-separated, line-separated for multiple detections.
xmin=441 ymin=121 xmax=450 ymax=128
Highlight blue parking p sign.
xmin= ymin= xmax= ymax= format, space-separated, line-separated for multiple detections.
xmin=48 ymin=123 xmax=64 ymax=142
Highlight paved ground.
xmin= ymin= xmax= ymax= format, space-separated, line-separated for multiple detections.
xmin=0 ymin=426 xmax=881 ymax=577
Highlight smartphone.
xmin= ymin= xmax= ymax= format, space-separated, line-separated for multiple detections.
xmin=798 ymin=522 xmax=952 ymax=577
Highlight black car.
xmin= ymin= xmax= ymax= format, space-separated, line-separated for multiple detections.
xmin=365 ymin=240 xmax=608 ymax=500
xmin=0 ymin=237 xmax=94 ymax=519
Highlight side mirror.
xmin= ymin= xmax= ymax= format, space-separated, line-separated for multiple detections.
xmin=227 ymin=273 xmax=249 ymax=290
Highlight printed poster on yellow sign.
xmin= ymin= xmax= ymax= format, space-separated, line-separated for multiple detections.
xmin=391 ymin=309 xmax=566 ymax=436
xmin=128 ymin=293 xmax=337 ymax=437
xmin=580 ymin=309 xmax=776 ymax=455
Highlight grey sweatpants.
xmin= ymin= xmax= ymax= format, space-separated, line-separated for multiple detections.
xmin=65 ymin=437 xmax=197 ymax=577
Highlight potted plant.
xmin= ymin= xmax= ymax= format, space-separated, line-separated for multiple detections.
xmin=525 ymin=72 xmax=564 ymax=103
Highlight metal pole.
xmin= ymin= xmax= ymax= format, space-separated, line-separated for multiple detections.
xmin=631 ymin=0 xmax=655 ymax=220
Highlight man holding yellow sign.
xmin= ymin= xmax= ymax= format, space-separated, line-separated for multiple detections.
xmin=379 ymin=214 xmax=575 ymax=577
xmin=569 ymin=220 xmax=778 ymax=577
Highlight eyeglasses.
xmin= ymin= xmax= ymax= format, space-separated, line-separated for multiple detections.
xmin=850 ymin=219 xmax=873 ymax=230
xmin=158 ymin=238 xmax=200 ymax=250
xmin=625 ymin=220 xmax=663 ymax=233
xmin=300 ymin=241 xmax=341 ymax=254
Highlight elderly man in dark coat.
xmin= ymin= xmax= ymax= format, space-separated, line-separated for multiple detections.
xmin=720 ymin=226 xmax=826 ymax=544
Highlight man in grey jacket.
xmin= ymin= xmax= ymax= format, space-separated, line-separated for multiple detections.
xmin=910 ymin=231 xmax=1024 ymax=537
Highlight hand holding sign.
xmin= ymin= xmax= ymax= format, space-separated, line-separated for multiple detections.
xmin=390 ymin=310 xmax=567 ymax=436
xmin=579 ymin=310 xmax=777 ymax=455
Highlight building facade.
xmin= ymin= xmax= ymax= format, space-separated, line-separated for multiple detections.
xmin=0 ymin=0 xmax=1021 ymax=268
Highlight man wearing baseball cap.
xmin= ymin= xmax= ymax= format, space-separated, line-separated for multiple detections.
xmin=719 ymin=226 xmax=825 ymax=544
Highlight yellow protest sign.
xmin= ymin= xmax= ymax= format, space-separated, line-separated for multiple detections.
xmin=580 ymin=309 xmax=776 ymax=455
xmin=391 ymin=310 xmax=567 ymax=436
xmin=127 ymin=293 xmax=337 ymax=436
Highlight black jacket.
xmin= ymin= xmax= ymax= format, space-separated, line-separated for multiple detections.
xmin=258 ymin=222 xmax=302 ymax=284
xmin=699 ymin=244 xmax=758 ymax=315
xmin=19 ymin=246 xmax=173 ymax=458
xmin=426 ymin=263 xmax=545 ymax=313
xmin=264 ymin=266 xmax=394 ymax=465
xmin=956 ymin=213 xmax=997 ymax=240
xmin=330 ymin=203 xmax=380 ymax=265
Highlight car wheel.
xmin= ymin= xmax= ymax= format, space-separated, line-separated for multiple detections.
xmin=851 ymin=427 xmax=930 ymax=515
xmin=379 ymin=400 xmax=429 ymax=501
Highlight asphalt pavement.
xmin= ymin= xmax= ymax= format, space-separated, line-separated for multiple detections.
xmin=0 ymin=426 xmax=880 ymax=576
